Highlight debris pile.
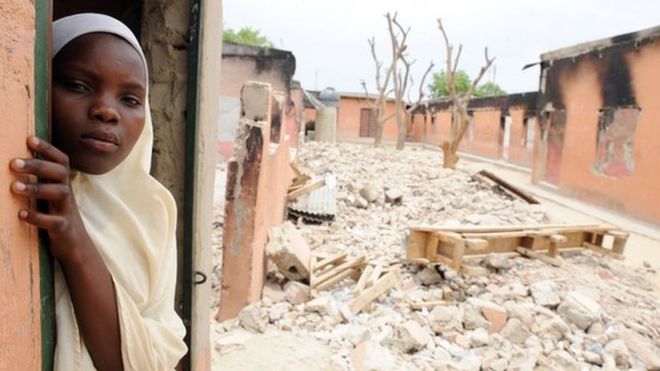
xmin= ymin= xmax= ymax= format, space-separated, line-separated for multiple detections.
xmin=212 ymin=142 xmax=660 ymax=371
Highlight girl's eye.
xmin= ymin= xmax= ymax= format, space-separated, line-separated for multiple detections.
xmin=64 ymin=81 xmax=89 ymax=93
xmin=121 ymin=96 xmax=142 ymax=107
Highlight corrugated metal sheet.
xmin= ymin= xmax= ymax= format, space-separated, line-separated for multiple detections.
xmin=288 ymin=173 xmax=337 ymax=217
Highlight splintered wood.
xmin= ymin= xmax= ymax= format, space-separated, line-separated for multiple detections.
xmin=309 ymin=253 xmax=401 ymax=315
xmin=287 ymin=161 xmax=325 ymax=201
xmin=407 ymin=224 xmax=629 ymax=273
xmin=310 ymin=253 xmax=365 ymax=296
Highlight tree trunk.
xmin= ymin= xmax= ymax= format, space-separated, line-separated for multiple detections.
xmin=395 ymin=100 xmax=406 ymax=150
xmin=374 ymin=118 xmax=384 ymax=147
xmin=440 ymin=105 xmax=469 ymax=169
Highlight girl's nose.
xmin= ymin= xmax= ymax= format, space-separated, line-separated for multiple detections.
xmin=89 ymin=96 xmax=120 ymax=123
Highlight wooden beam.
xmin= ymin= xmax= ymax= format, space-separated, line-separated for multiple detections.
xmin=287 ymin=179 xmax=325 ymax=201
xmin=348 ymin=268 xmax=401 ymax=314
xmin=515 ymin=247 xmax=563 ymax=267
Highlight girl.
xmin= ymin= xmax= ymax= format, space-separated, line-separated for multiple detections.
xmin=9 ymin=13 xmax=186 ymax=370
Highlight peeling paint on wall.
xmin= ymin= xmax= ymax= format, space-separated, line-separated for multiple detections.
xmin=592 ymin=107 xmax=640 ymax=177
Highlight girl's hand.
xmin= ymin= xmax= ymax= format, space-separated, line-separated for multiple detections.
xmin=10 ymin=136 xmax=90 ymax=265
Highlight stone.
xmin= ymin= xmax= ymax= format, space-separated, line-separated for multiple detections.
xmin=504 ymin=302 xmax=535 ymax=328
xmin=546 ymin=350 xmax=580 ymax=371
xmin=530 ymin=280 xmax=561 ymax=308
xmin=238 ymin=304 xmax=268 ymax=333
xmin=359 ymin=183 xmax=380 ymax=203
xmin=283 ymin=281 xmax=309 ymax=305
xmin=501 ymin=318 xmax=532 ymax=345
xmin=482 ymin=253 xmax=510 ymax=270
xmin=398 ymin=320 xmax=431 ymax=352
xmin=430 ymin=305 xmax=463 ymax=333
xmin=267 ymin=302 xmax=290 ymax=322
xmin=214 ymin=328 xmax=253 ymax=355
xmin=470 ymin=328 xmax=490 ymax=347
xmin=353 ymin=197 xmax=369 ymax=209
xmin=415 ymin=266 xmax=442 ymax=285
xmin=587 ymin=321 xmax=604 ymax=336
xmin=537 ymin=316 xmax=570 ymax=342
xmin=582 ymin=350 xmax=603 ymax=366
xmin=384 ymin=188 xmax=403 ymax=204
xmin=489 ymin=358 xmax=508 ymax=371
xmin=557 ymin=291 xmax=602 ymax=330
xmin=350 ymin=341 xmax=396 ymax=371
xmin=618 ymin=328 xmax=660 ymax=370
xmin=261 ymin=281 xmax=286 ymax=302
xmin=305 ymin=296 xmax=331 ymax=315
xmin=454 ymin=333 xmax=471 ymax=349
xmin=463 ymin=305 xmax=490 ymax=331
xmin=508 ymin=350 xmax=539 ymax=371
xmin=266 ymin=222 xmax=311 ymax=281
xmin=481 ymin=306 xmax=508 ymax=333
xmin=451 ymin=354 xmax=482 ymax=371
xmin=604 ymin=339 xmax=631 ymax=368
xmin=496 ymin=280 xmax=528 ymax=299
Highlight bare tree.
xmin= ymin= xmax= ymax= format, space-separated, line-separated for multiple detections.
xmin=363 ymin=13 xmax=433 ymax=149
xmin=437 ymin=18 xmax=494 ymax=168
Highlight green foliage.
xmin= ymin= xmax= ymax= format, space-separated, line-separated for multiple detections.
xmin=428 ymin=70 xmax=471 ymax=97
xmin=223 ymin=26 xmax=274 ymax=48
xmin=475 ymin=81 xmax=507 ymax=97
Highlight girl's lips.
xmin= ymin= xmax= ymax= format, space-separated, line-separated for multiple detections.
xmin=79 ymin=137 xmax=119 ymax=153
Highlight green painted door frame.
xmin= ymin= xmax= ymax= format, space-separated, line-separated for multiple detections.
xmin=35 ymin=0 xmax=55 ymax=370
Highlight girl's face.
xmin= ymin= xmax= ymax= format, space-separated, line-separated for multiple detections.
xmin=52 ymin=33 xmax=147 ymax=175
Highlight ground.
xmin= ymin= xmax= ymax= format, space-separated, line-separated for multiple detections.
xmin=210 ymin=141 xmax=660 ymax=371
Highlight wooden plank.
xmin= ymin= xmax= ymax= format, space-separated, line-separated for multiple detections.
xmin=425 ymin=233 xmax=439 ymax=260
xmin=348 ymin=268 xmax=401 ymax=314
xmin=313 ymin=256 xmax=366 ymax=288
xmin=315 ymin=268 xmax=357 ymax=291
xmin=474 ymin=170 xmax=540 ymax=204
xmin=611 ymin=235 xmax=628 ymax=255
xmin=407 ymin=230 xmax=429 ymax=259
xmin=583 ymin=242 xmax=624 ymax=260
xmin=314 ymin=252 xmax=348 ymax=272
xmin=411 ymin=224 xmax=608 ymax=234
xmin=548 ymin=234 xmax=566 ymax=257
xmin=451 ymin=239 xmax=466 ymax=271
xmin=354 ymin=265 xmax=374 ymax=294
xmin=287 ymin=178 xmax=325 ymax=201
xmin=515 ymin=247 xmax=563 ymax=267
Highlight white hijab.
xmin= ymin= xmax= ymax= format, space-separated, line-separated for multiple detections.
xmin=52 ymin=13 xmax=187 ymax=371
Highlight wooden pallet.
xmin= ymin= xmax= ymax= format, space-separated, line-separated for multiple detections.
xmin=407 ymin=224 xmax=629 ymax=272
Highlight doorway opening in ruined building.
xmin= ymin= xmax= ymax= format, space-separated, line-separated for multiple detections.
xmin=359 ymin=107 xmax=377 ymax=137
xmin=500 ymin=111 xmax=512 ymax=161
xmin=592 ymin=106 xmax=640 ymax=178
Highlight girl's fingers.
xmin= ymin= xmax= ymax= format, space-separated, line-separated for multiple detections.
xmin=11 ymin=181 xmax=70 ymax=200
xmin=26 ymin=136 xmax=69 ymax=167
xmin=10 ymin=158 xmax=68 ymax=183
xmin=18 ymin=209 xmax=68 ymax=232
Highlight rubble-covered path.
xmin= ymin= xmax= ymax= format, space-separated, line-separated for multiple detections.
xmin=211 ymin=142 xmax=660 ymax=371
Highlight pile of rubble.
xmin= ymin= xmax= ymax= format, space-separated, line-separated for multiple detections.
xmin=212 ymin=142 xmax=660 ymax=370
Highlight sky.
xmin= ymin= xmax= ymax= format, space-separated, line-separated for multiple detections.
xmin=223 ymin=0 xmax=660 ymax=96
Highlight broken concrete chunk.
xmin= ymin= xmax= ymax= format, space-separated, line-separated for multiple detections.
xmin=359 ymin=183 xmax=380 ymax=203
xmin=238 ymin=304 xmax=268 ymax=333
xmin=266 ymin=221 xmax=311 ymax=281
xmin=546 ymin=350 xmax=580 ymax=371
xmin=283 ymin=281 xmax=309 ymax=305
xmin=530 ymin=280 xmax=561 ymax=308
xmin=500 ymin=318 xmax=531 ymax=345
xmin=261 ymin=281 xmax=285 ymax=302
xmin=604 ymin=339 xmax=631 ymax=369
xmin=470 ymin=328 xmax=490 ymax=347
xmin=305 ymin=296 xmax=332 ymax=315
xmin=398 ymin=320 xmax=431 ymax=352
xmin=384 ymin=188 xmax=403 ymax=204
xmin=557 ymin=291 xmax=602 ymax=330
xmin=617 ymin=328 xmax=660 ymax=370
xmin=415 ymin=266 xmax=442 ymax=285
xmin=350 ymin=341 xmax=396 ymax=371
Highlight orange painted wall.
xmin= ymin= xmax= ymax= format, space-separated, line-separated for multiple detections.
xmin=468 ymin=109 xmax=501 ymax=159
xmin=507 ymin=107 xmax=533 ymax=167
xmin=546 ymin=42 xmax=660 ymax=224
xmin=336 ymin=96 xmax=399 ymax=141
xmin=0 ymin=1 xmax=42 ymax=369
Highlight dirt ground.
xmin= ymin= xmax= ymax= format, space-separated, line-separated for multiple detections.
xmin=210 ymin=142 xmax=660 ymax=371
